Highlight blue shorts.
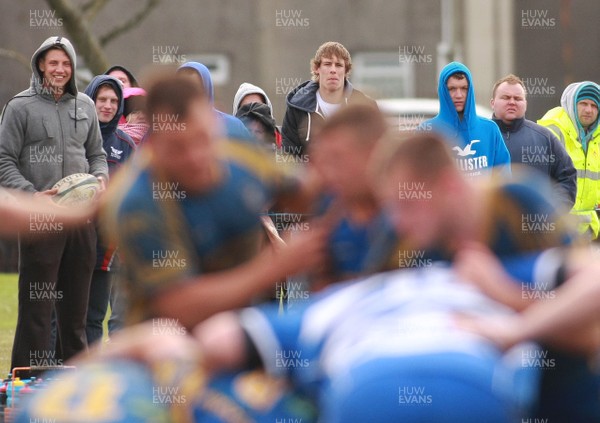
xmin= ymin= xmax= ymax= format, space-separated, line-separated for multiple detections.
xmin=320 ymin=352 xmax=527 ymax=423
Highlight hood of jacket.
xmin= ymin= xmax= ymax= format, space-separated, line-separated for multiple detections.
xmin=285 ymin=80 xmax=355 ymax=113
xmin=30 ymin=36 xmax=78 ymax=98
xmin=236 ymin=102 xmax=277 ymax=132
xmin=434 ymin=62 xmax=477 ymax=129
xmin=84 ymin=75 xmax=125 ymax=140
xmin=560 ymin=81 xmax=600 ymax=146
xmin=233 ymin=82 xmax=274 ymax=118
xmin=104 ymin=65 xmax=139 ymax=87
xmin=177 ymin=62 xmax=215 ymax=103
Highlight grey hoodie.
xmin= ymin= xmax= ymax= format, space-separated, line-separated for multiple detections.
xmin=0 ymin=36 xmax=107 ymax=192
xmin=232 ymin=82 xmax=275 ymax=119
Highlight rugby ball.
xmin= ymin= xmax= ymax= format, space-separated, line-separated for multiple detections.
xmin=52 ymin=173 xmax=101 ymax=206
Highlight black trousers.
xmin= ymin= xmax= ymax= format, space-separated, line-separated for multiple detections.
xmin=11 ymin=222 xmax=96 ymax=369
xmin=85 ymin=269 xmax=111 ymax=345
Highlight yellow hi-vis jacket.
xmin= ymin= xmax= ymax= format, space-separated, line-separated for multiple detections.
xmin=539 ymin=107 xmax=600 ymax=239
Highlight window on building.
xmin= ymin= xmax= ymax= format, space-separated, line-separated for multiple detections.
xmin=351 ymin=51 xmax=415 ymax=99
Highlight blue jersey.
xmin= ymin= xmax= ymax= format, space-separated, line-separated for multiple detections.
xmin=315 ymin=196 xmax=399 ymax=281
xmin=106 ymin=140 xmax=297 ymax=322
xmin=15 ymin=361 xmax=316 ymax=423
xmin=240 ymin=267 xmax=538 ymax=422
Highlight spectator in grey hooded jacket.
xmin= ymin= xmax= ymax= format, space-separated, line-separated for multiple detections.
xmin=0 ymin=36 xmax=108 ymax=368
xmin=232 ymin=82 xmax=275 ymax=120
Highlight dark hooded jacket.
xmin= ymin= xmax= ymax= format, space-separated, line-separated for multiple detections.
xmin=85 ymin=75 xmax=136 ymax=271
xmin=104 ymin=65 xmax=139 ymax=87
xmin=0 ymin=36 xmax=108 ymax=192
xmin=177 ymin=62 xmax=251 ymax=140
xmin=236 ymin=102 xmax=282 ymax=148
xmin=493 ymin=116 xmax=576 ymax=211
xmin=422 ymin=62 xmax=511 ymax=179
xmin=281 ymin=80 xmax=375 ymax=158
xmin=84 ymin=75 xmax=136 ymax=175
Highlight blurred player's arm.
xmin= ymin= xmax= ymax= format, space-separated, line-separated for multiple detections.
xmin=88 ymin=311 xmax=250 ymax=376
xmin=0 ymin=188 xmax=96 ymax=234
xmin=193 ymin=312 xmax=248 ymax=373
xmin=454 ymin=243 xmax=534 ymax=311
xmin=148 ymin=227 xmax=327 ymax=329
xmin=459 ymin=249 xmax=600 ymax=354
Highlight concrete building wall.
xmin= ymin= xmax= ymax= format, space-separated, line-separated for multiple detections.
xmin=514 ymin=0 xmax=600 ymax=120
xmin=1 ymin=0 xmax=443 ymax=119
xmin=1 ymin=1 xmax=598 ymax=123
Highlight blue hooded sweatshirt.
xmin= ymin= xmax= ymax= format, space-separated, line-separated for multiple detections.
xmin=84 ymin=75 xmax=136 ymax=175
xmin=177 ymin=62 xmax=251 ymax=141
xmin=423 ymin=62 xmax=511 ymax=179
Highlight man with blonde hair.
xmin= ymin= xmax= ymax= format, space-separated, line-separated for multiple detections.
xmin=281 ymin=41 xmax=375 ymax=159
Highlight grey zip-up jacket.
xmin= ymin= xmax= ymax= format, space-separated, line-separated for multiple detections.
xmin=0 ymin=36 xmax=107 ymax=192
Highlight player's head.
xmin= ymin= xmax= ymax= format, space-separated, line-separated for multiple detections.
xmin=372 ymin=131 xmax=470 ymax=249
xmin=312 ymin=103 xmax=386 ymax=201
xmin=491 ymin=74 xmax=527 ymax=124
xmin=310 ymin=42 xmax=352 ymax=92
xmin=146 ymin=74 xmax=218 ymax=193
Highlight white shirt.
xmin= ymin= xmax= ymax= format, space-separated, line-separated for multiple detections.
xmin=316 ymin=91 xmax=342 ymax=118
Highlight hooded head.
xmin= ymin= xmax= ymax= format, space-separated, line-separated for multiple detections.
xmin=84 ymin=75 xmax=124 ymax=137
xmin=232 ymin=82 xmax=274 ymax=118
xmin=235 ymin=102 xmax=278 ymax=145
xmin=561 ymin=81 xmax=600 ymax=144
xmin=177 ymin=62 xmax=214 ymax=103
xmin=435 ymin=62 xmax=477 ymax=127
xmin=104 ymin=65 xmax=139 ymax=88
xmin=30 ymin=36 xmax=78 ymax=97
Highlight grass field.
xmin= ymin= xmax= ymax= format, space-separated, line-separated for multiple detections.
xmin=0 ymin=273 xmax=17 ymax=377
xmin=0 ymin=274 xmax=110 ymax=377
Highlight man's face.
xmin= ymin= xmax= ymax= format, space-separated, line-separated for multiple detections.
xmin=95 ymin=85 xmax=119 ymax=123
xmin=38 ymin=49 xmax=72 ymax=96
xmin=247 ymin=119 xmax=268 ymax=144
xmin=446 ymin=75 xmax=469 ymax=114
xmin=108 ymin=70 xmax=131 ymax=88
xmin=314 ymin=55 xmax=346 ymax=94
xmin=312 ymin=127 xmax=372 ymax=200
xmin=378 ymin=166 xmax=445 ymax=249
xmin=577 ymin=99 xmax=599 ymax=129
xmin=150 ymin=99 xmax=218 ymax=193
xmin=240 ymin=94 xmax=265 ymax=108
xmin=491 ymin=82 xmax=527 ymax=124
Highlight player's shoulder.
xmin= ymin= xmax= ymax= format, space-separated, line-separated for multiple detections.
xmin=219 ymin=137 xmax=281 ymax=182
xmin=107 ymin=154 xmax=155 ymax=217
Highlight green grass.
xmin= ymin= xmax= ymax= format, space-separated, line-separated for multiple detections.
xmin=0 ymin=273 xmax=18 ymax=377
xmin=0 ymin=274 xmax=110 ymax=377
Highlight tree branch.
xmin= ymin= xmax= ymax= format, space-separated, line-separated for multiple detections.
xmin=0 ymin=49 xmax=30 ymax=71
xmin=99 ymin=0 xmax=160 ymax=47
xmin=80 ymin=0 xmax=97 ymax=13
xmin=45 ymin=0 xmax=109 ymax=74
xmin=82 ymin=0 xmax=110 ymax=21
